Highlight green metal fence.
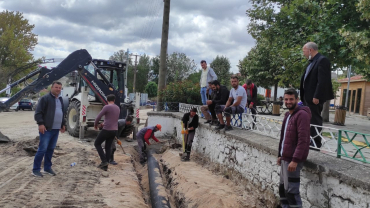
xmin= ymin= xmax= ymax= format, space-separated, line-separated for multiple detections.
xmin=337 ymin=130 xmax=370 ymax=164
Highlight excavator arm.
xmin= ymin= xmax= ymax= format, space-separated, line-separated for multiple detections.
xmin=0 ymin=49 xmax=92 ymax=112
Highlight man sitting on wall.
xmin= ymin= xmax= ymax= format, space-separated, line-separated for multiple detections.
xmin=201 ymin=80 xmax=229 ymax=125
xmin=215 ymin=76 xmax=247 ymax=131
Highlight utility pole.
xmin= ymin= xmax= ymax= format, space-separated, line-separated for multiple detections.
xmin=157 ymin=0 xmax=170 ymax=111
xmin=131 ymin=54 xmax=140 ymax=93
xmin=345 ymin=65 xmax=352 ymax=109
xmin=125 ymin=48 xmax=129 ymax=92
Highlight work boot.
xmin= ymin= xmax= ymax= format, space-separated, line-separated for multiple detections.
xmin=32 ymin=170 xmax=43 ymax=177
xmin=211 ymin=120 xmax=220 ymax=126
xmin=215 ymin=124 xmax=225 ymax=130
xmin=224 ymin=125 xmax=233 ymax=131
xmin=44 ymin=169 xmax=56 ymax=176
xmin=204 ymin=120 xmax=212 ymax=124
xmin=97 ymin=161 xmax=109 ymax=169
xmin=109 ymin=161 xmax=118 ymax=165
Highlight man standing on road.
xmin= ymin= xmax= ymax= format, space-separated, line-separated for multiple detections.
xmin=243 ymin=79 xmax=258 ymax=129
xmin=136 ymin=124 xmax=161 ymax=164
xmin=300 ymin=42 xmax=334 ymax=148
xmin=181 ymin=108 xmax=199 ymax=161
xmin=277 ymin=89 xmax=311 ymax=208
xmin=94 ymin=94 xmax=120 ymax=171
xmin=104 ymin=116 xmax=133 ymax=165
xmin=33 ymin=81 xmax=66 ymax=177
xmin=200 ymin=60 xmax=217 ymax=105
xmin=201 ymin=80 xmax=229 ymax=125
xmin=215 ymin=76 xmax=247 ymax=131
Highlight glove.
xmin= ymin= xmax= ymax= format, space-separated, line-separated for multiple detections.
xmin=181 ymin=130 xmax=185 ymax=134
xmin=185 ymin=130 xmax=188 ymax=134
xmin=117 ymin=139 xmax=122 ymax=146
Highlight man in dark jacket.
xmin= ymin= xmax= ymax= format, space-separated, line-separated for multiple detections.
xmin=181 ymin=108 xmax=199 ymax=161
xmin=33 ymin=81 xmax=66 ymax=177
xmin=277 ymin=89 xmax=311 ymax=208
xmin=300 ymin=42 xmax=334 ymax=148
xmin=243 ymin=79 xmax=257 ymax=129
xmin=201 ymin=80 xmax=229 ymax=125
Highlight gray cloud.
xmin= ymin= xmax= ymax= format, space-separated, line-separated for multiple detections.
xmin=0 ymin=0 xmax=255 ymax=72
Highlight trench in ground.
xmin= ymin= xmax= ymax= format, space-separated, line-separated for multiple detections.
xmin=129 ymin=138 xmax=275 ymax=208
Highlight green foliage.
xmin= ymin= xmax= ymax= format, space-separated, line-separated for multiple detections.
xmin=256 ymin=94 xmax=265 ymax=106
xmin=332 ymin=79 xmax=341 ymax=98
xmin=158 ymin=80 xmax=202 ymax=105
xmin=145 ymin=81 xmax=158 ymax=98
xmin=0 ymin=10 xmax=38 ymax=89
xmin=244 ymin=0 xmax=370 ymax=85
xmin=210 ymin=56 xmax=231 ymax=86
xmin=150 ymin=56 xmax=160 ymax=84
xmin=186 ymin=70 xmax=202 ymax=84
xmin=166 ymin=52 xmax=197 ymax=83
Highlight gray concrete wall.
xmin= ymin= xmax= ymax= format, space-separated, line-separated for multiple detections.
xmin=148 ymin=112 xmax=370 ymax=208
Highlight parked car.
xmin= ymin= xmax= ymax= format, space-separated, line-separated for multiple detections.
xmin=18 ymin=99 xmax=36 ymax=111
xmin=0 ymin=97 xmax=19 ymax=111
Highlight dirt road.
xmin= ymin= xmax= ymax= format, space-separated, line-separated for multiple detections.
xmin=0 ymin=110 xmax=148 ymax=208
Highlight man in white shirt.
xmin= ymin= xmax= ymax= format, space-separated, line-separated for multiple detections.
xmin=199 ymin=60 xmax=217 ymax=105
xmin=215 ymin=76 xmax=247 ymax=131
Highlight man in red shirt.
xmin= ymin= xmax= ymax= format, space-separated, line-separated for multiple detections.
xmin=136 ymin=124 xmax=161 ymax=164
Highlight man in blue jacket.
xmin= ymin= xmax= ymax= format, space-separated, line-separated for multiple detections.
xmin=33 ymin=81 xmax=66 ymax=177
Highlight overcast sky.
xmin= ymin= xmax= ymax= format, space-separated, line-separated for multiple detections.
xmin=0 ymin=0 xmax=255 ymax=73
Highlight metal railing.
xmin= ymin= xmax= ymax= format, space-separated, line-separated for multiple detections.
xmin=337 ymin=130 xmax=370 ymax=164
xmin=178 ymin=103 xmax=370 ymax=164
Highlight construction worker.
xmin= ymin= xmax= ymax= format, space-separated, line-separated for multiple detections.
xmin=94 ymin=94 xmax=120 ymax=171
xmin=181 ymin=108 xmax=199 ymax=161
xmin=105 ymin=116 xmax=133 ymax=165
xmin=136 ymin=124 xmax=161 ymax=164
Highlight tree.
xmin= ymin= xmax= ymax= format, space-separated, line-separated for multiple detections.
xmin=186 ymin=70 xmax=202 ymax=84
xmin=109 ymin=49 xmax=127 ymax=62
xmin=135 ymin=54 xmax=151 ymax=93
xmin=0 ymin=10 xmax=38 ymax=88
xmin=210 ymin=55 xmax=231 ymax=86
xmin=166 ymin=52 xmax=197 ymax=83
xmin=149 ymin=56 xmax=160 ymax=84
xmin=145 ymin=81 xmax=158 ymax=98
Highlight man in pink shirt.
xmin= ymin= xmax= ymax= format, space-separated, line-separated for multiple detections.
xmin=94 ymin=94 xmax=120 ymax=171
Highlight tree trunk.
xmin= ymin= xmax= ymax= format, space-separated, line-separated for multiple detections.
xmin=322 ymin=101 xmax=330 ymax=122
xmin=273 ymin=83 xmax=278 ymax=101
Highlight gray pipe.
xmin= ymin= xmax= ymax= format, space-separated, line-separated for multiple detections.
xmin=147 ymin=148 xmax=171 ymax=208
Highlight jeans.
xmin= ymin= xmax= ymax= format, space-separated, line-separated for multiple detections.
xmin=33 ymin=129 xmax=60 ymax=172
xmin=200 ymin=87 xmax=207 ymax=105
xmin=94 ymin=129 xmax=117 ymax=163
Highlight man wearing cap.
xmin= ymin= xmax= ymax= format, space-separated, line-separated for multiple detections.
xmin=136 ymin=124 xmax=161 ymax=164
xmin=181 ymin=108 xmax=199 ymax=161
xmin=200 ymin=60 xmax=217 ymax=105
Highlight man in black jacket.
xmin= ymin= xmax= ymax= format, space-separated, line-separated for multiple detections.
xmin=243 ymin=79 xmax=258 ymax=129
xmin=33 ymin=81 xmax=66 ymax=177
xmin=201 ymin=80 xmax=229 ymax=125
xmin=300 ymin=42 xmax=334 ymax=148
xmin=181 ymin=108 xmax=199 ymax=161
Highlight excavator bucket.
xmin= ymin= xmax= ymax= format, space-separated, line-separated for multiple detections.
xmin=0 ymin=131 xmax=11 ymax=143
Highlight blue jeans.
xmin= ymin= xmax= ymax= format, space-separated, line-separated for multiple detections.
xmin=200 ymin=87 xmax=207 ymax=105
xmin=33 ymin=129 xmax=59 ymax=172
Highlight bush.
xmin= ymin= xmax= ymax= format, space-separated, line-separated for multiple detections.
xmin=144 ymin=81 xmax=158 ymax=98
xmin=159 ymin=80 xmax=202 ymax=105
xmin=256 ymin=94 xmax=265 ymax=106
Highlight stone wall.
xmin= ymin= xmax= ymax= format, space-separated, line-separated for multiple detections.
xmin=147 ymin=112 xmax=370 ymax=208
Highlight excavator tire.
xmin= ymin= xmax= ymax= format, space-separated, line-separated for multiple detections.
xmin=66 ymin=100 xmax=80 ymax=137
